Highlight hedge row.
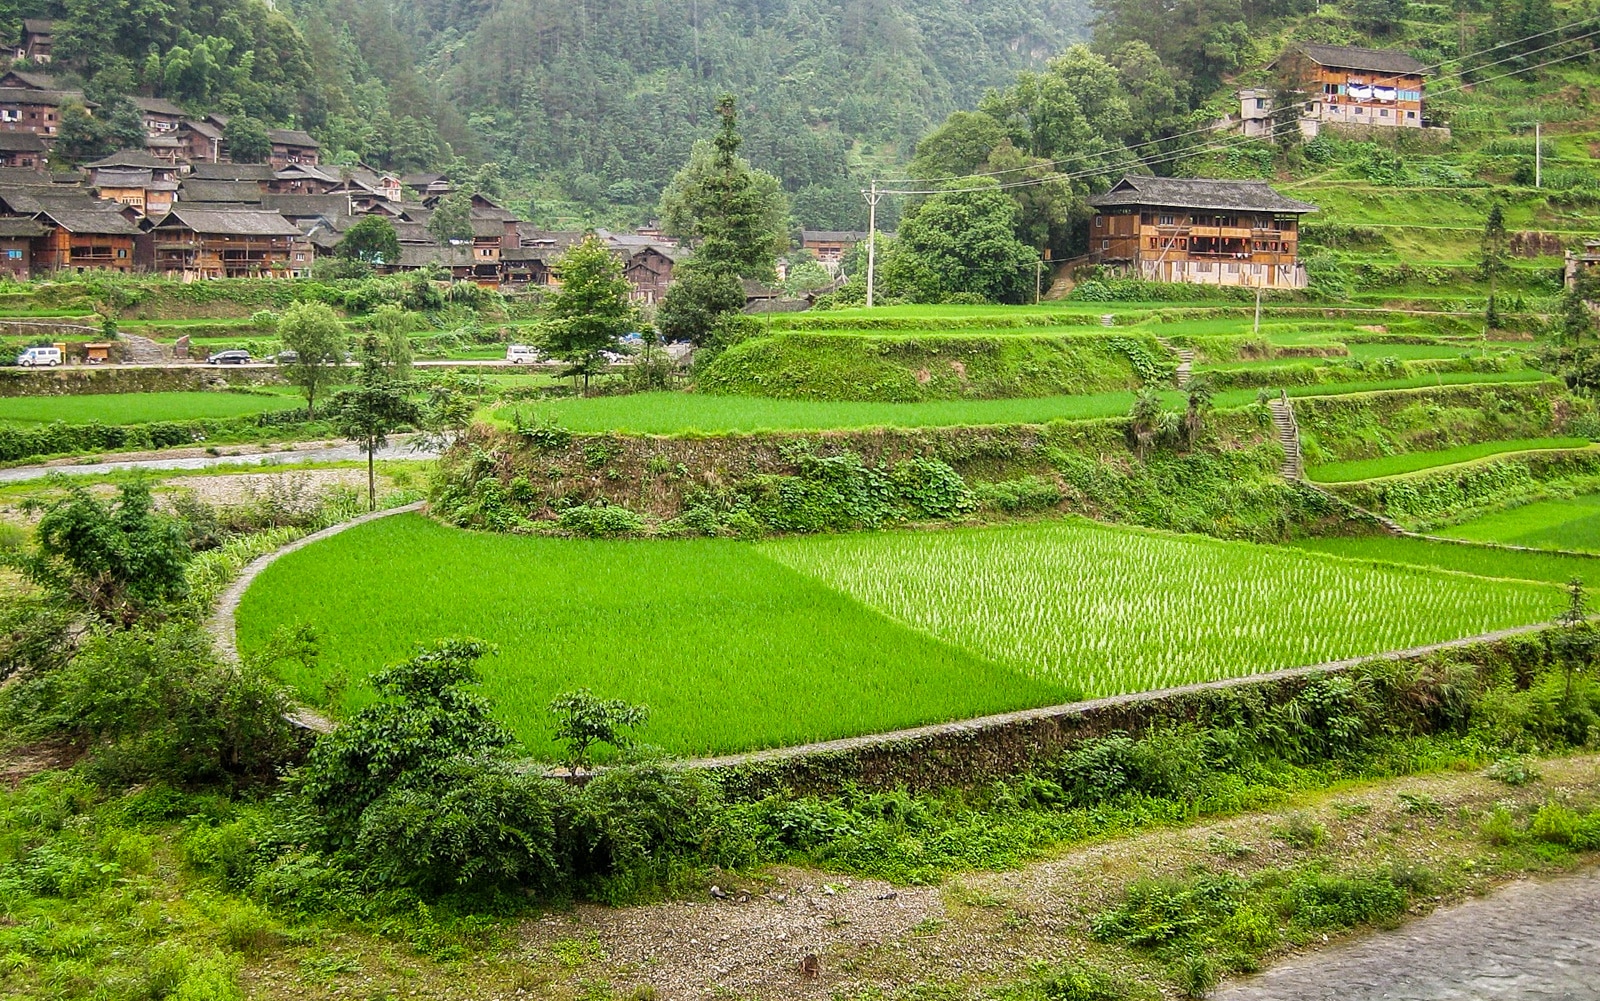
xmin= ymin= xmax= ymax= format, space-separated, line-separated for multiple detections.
xmin=0 ymin=409 xmax=323 ymax=464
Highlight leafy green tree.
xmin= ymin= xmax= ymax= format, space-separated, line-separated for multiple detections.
xmin=1481 ymin=204 xmax=1509 ymax=331
xmin=908 ymin=110 xmax=1006 ymax=180
xmin=1560 ymin=280 xmax=1593 ymax=345
xmin=332 ymin=331 xmax=418 ymax=511
xmin=1349 ymin=0 xmax=1409 ymax=34
xmin=369 ymin=304 xmax=416 ymax=379
xmin=880 ymin=181 xmax=1038 ymax=304
xmin=655 ymin=268 xmax=747 ymax=347
xmin=225 ymin=115 xmax=272 ymax=164
xmin=336 ymin=215 xmax=402 ymax=265
xmin=548 ymin=688 xmax=650 ymax=773
xmin=782 ymin=254 xmax=834 ymax=296
xmin=426 ymin=188 xmax=474 ymax=245
xmin=54 ymin=103 xmax=110 ymax=165
xmin=100 ymin=96 xmax=149 ymax=153
xmin=297 ymin=638 xmax=517 ymax=841
xmin=1554 ymin=578 xmax=1596 ymax=700
xmin=277 ymin=301 xmax=347 ymax=418
xmin=658 ymin=96 xmax=788 ymax=283
xmin=542 ymin=235 xmax=636 ymax=393
xmin=10 ymin=481 xmax=188 ymax=625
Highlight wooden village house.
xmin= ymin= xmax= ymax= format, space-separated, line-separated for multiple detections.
xmin=1086 ymin=175 xmax=1317 ymax=289
xmin=1247 ymin=43 xmax=1428 ymax=139
xmin=149 ymin=207 xmax=302 ymax=279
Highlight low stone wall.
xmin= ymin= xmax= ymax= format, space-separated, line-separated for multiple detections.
xmin=0 ymin=365 xmax=284 ymax=397
xmin=703 ymin=625 xmax=1554 ymax=800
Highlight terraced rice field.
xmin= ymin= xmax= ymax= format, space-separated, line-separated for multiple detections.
xmin=1438 ymin=494 xmax=1600 ymax=553
xmin=1307 ymin=439 xmax=1595 ymax=483
xmin=1288 ymin=534 xmax=1600 ymax=585
xmin=237 ymin=515 xmax=1563 ymax=758
xmin=0 ymin=391 xmax=305 ymax=425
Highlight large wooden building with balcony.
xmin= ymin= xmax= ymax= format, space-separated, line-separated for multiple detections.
xmin=148 ymin=207 xmax=302 ymax=279
xmin=1086 ymin=176 xmax=1317 ymax=289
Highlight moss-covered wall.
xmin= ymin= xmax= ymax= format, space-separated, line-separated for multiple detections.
xmin=0 ymin=366 xmax=283 ymax=397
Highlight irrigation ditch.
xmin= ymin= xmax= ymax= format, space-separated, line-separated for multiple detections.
xmin=205 ymin=500 xmax=1591 ymax=799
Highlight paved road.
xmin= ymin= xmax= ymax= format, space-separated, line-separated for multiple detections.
xmin=0 ymin=439 xmax=438 ymax=483
xmin=1217 ymin=868 xmax=1600 ymax=1000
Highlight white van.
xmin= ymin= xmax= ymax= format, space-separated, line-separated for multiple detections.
xmin=506 ymin=344 xmax=540 ymax=364
xmin=16 ymin=346 xmax=61 ymax=367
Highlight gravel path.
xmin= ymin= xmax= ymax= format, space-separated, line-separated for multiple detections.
xmin=0 ymin=439 xmax=437 ymax=482
xmin=1216 ymin=869 xmax=1600 ymax=1000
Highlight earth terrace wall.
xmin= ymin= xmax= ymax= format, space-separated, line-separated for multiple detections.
xmin=703 ymin=629 xmax=1557 ymax=800
xmin=440 ymin=407 xmax=1346 ymax=530
xmin=1324 ymin=447 xmax=1600 ymax=527
xmin=0 ymin=366 xmax=284 ymax=396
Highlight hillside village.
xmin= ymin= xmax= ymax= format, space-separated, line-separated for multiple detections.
xmin=0 ymin=2 xmax=1599 ymax=1000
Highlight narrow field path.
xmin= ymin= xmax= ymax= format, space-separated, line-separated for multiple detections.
xmin=1216 ymin=869 xmax=1600 ymax=999
xmin=0 ymin=438 xmax=438 ymax=482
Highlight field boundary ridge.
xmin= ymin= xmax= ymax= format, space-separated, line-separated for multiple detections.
xmin=207 ymin=501 xmax=426 ymax=667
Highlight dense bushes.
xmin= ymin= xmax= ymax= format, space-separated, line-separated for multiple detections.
xmin=1328 ymin=449 xmax=1600 ymax=527
xmin=0 ymin=409 xmax=325 ymax=464
xmin=1294 ymin=383 xmax=1581 ymax=465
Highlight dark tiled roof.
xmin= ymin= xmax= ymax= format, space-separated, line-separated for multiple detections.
xmin=0 ymin=87 xmax=89 ymax=107
xmin=471 ymin=217 xmax=509 ymax=238
xmin=0 ymin=167 xmax=60 ymax=186
xmin=0 ymin=71 xmax=57 ymax=89
xmin=22 ymin=19 xmax=53 ymax=35
xmin=262 ymin=193 xmax=349 ymax=219
xmin=392 ymin=221 xmax=432 ymax=243
xmin=187 ymin=162 xmax=274 ymax=181
xmin=0 ymin=132 xmax=45 ymax=152
xmin=1292 ymin=43 xmax=1428 ymax=76
xmin=1087 ymin=175 xmax=1318 ymax=214
xmin=154 ymin=207 xmax=302 ymax=237
xmin=179 ymin=179 xmax=263 ymax=203
xmin=0 ymin=217 xmax=46 ymax=237
xmin=86 ymin=149 xmax=168 ymax=169
xmin=267 ymin=128 xmax=320 ymax=148
xmin=131 ymin=96 xmax=186 ymax=117
xmin=397 ymin=243 xmax=476 ymax=268
xmin=182 ymin=118 xmax=223 ymax=140
xmin=801 ymin=229 xmax=869 ymax=242
xmin=35 ymin=203 xmax=141 ymax=236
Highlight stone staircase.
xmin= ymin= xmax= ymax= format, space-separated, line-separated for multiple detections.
xmin=1268 ymin=392 xmax=1303 ymax=479
xmin=118 ymin=333 xmax=170 ymax=366
xmin=1173 ymin=348 xmax=1195 ymax=388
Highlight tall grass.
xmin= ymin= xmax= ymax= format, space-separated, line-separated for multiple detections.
xmin=760 ymin=519 xmax=1559 ymax=697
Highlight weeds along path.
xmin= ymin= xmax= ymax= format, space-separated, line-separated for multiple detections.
xmin=509 ymin=756 xmax=1600 ymax=1000
xmin=206 ymin=501 xmax=425 ymax=668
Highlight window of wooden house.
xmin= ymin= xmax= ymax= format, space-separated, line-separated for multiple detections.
xmin=1094 ymin=216 xmax=1102 ymax=228
xmin=1101 ymin=239 xmax=1109 ymax=250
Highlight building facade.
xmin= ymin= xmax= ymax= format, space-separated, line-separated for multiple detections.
xmin=1086 ymin=176 xmax=1317 ymax=289
xmin=1263 ymin=43 xmax=1427 ymax=137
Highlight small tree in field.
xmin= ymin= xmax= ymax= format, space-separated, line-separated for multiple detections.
xmin=548 ymin=689 xmax=650 ymax=773
xmin=278 ymin=302 xmax=347 ymax=418
xmin=541 ymin=235 xmax=636 ymax=394
xmin=332 ymin=331 xmax=418 ymax=511
xmin=1554 ymin=577 xmax=1597 ymax=700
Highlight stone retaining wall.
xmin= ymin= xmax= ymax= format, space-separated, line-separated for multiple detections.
xmin=0 ymin=366 xmax=283 ymax=397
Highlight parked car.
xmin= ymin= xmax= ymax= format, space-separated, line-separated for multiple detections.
xmin=16 ymin=346 xmax=61 ymax=367
xmin=207 ymin=349 xmax=252 ymax=365
xmin=506 ymin=344 xmax=540 ymax=364
xmin=273 ymin=349 xmax=299 ymax=365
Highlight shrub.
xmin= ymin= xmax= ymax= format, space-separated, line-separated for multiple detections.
xmin=558 ymin=503 xmax=645 ymax=537
xmin=974 ymin=475 xmax=1063 ymax=514
xmin=1486 ymin=756 xmax=1540 ymax=786
xmin=1530 ymin=802 xmax=1581 ymax=845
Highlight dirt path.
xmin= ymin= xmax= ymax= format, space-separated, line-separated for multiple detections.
xmin=0 ymin=437 xmax=437 ymax=482
xmin=509 ymin=756 xmax=1600 ymax=1000
xmin=1216 ymin=868 xmax=1600 ymax=999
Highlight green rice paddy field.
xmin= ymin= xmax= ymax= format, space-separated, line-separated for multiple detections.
xmin=0 ymin=391 xmax=305 ymax=425
xmin=236 ymin=515 xmax=1564 ymax=759
xmin=1438 ymin=494 xmax=1600 ymax=553
xmin=1307 ymin=439 xmax=1596 ymax=483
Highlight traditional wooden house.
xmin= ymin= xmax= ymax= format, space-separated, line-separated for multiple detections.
xmin=85 ymin=150 xmax=180 ymax=217
xmin=622 ymin=245 xmax=678 ymax=303
xmin=800 ymin=229 xmax=868 ymax=264
xmin=29 ymin=201 xmax=140 ymax=273
xmin=148 ymin=207 xmax=301 ymax=279
xmin=269 ymin=163 xmax=341 ymax=194
xmin=131 ymin=96 xmax=186 ymax=137
xmin=187 ymin=162 xmax=274 ymax=184
xmin=0 ymin=216 xmax=45 ymax=277
xmin=0 ymin=130 xmax=44 ymax=168
xmin=179 ymin=117 xmax=226 ymax=163
xmin=266 ymin=129 xmax=320 ymax=168
xmin=1086 ymin=176 xmax=1317 ymax=289
xmin=402 ymin=173 xmax=453 ymax=198
xmin=17 ymin=19 xmax=53 ymax=63
xmin=177 ymin=179 xmax=264 ymax=205
xmin=1267 ymin=43 xmax=1427 ymax=135
xmin=0 ymin=70 xmax=55 ymax=90
xmin=0 ymin=86 xmax=91 ymax=140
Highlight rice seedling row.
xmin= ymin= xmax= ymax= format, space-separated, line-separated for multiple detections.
xmin=0 ymin=391 xmax=306 ymax=426
xmin=1287 ymin=534 xmax=1600 ymax=584
xmin=759 ymin=519 xmax=1560 ymax=697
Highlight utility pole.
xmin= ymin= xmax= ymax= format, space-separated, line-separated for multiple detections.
xmin=1535 ymin=120 xmax=1542 ymax=188
xmin=1254 ymin=283 xmax=1263 ymax=335
xmin=1035 ymin=257 xmax=1043 ymax=304
xmin=864 ymin=179 xmax=882 ymax=308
